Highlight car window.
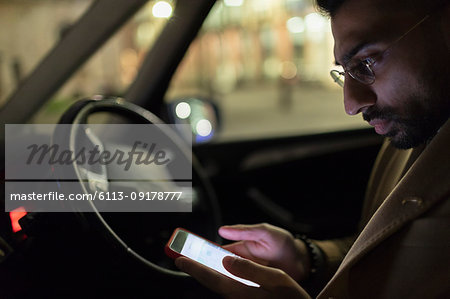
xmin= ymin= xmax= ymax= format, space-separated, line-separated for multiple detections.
xmin=26 ymin=1 xmax=173 ymax=124
xmin=166 ymin=0 xmax=368 ymax=142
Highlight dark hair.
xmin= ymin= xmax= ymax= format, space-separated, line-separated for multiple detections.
xmin=315 ymin=0 xmax=347 ymax=17
xmin=316 ymin=0 xmax=447 ymax=17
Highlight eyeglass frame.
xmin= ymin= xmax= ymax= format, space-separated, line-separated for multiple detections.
xmin=330 ymin=14 xmax=430 ymax=87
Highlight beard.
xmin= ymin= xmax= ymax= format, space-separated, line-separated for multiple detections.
xmin=361 ymin=16 xmax=450 ymax=149
xmin=363 ymin=109 xmax=437 ymax=149
xmin=362 ymin=76 xmax=449 ymax=150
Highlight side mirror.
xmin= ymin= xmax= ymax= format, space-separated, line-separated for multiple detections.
xmin=165 ymin=97 xmax=221 ymax=143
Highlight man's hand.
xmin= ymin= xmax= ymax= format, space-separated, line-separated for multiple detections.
xmin=175 ymin=255 xmax=311 ymax=299
xmin=219 ymin=223 xmax=310 ymax=282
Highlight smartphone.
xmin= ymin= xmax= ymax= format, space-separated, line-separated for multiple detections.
xmin=165 ymin=228 xmax=260 ymax=287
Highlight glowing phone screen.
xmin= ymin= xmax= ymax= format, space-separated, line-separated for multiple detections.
xmin=179 ymin=233 xmax=259 ymax=287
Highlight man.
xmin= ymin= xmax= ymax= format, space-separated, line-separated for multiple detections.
xmin=175 ymin=0 xmax=450 ymax=297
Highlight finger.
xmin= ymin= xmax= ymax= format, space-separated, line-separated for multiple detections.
xmin=223 ymin=242 xmax=269 ymax=265
xmin=223 ymin=256 xmax=289 ymax=288
xmin=223 ymin=241 xmax=253 ymax=256
xmin=175 ymin=258 xmax=230 ymax=289
xmin=219 ymin=224 xmax=269 ymax=242
xmin=175 ymin=257 xmax=251 ymax=296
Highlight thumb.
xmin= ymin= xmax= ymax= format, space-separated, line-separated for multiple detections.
xmin=223 ymin=256 xmax=287 ymax=288
xmin=223 ymin=257 xmax=312 ymax=299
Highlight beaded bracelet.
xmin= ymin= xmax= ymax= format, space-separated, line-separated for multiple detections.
xmin=296 ymin=234 xmax=326 ymax=278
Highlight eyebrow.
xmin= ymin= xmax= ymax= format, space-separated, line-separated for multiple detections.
xmin=334 ymin=42 xmax=371 ymax=66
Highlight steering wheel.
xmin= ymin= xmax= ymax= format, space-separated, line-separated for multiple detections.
xmin=53 ymin=96 xmax=221 ymax=277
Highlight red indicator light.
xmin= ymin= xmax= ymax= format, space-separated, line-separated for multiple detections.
xmin=10 ymin=207 xmax=27 ymax=233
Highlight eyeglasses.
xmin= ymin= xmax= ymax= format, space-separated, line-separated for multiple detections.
xmin=330 ymin=14 xmax=430 ymax=87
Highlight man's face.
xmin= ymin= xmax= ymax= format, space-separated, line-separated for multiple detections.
xmin=331 ymin=0 xmax=450 ymax=149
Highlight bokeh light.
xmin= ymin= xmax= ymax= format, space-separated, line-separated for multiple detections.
xmin=152 ymin=1 xmax=173 ymax=18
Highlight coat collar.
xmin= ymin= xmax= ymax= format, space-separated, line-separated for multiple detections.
xmin=319 ymin=118 xmax=450 ymax=297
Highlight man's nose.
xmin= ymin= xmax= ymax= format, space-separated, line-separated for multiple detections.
xmin=343 ymin=75 xmax=377 ymax=115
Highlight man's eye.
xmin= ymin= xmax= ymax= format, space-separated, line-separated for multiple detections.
xmin=351 ymin=60 xmax=374 ymax=77
xmin=362 ymin=57 xmax=375 ymax=66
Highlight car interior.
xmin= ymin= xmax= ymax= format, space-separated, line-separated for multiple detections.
xmin=0 ymin=0 xmax=383 ymax=297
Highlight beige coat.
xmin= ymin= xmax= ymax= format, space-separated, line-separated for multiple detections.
xmin=317 ymin=119 xmax=450 ymax=299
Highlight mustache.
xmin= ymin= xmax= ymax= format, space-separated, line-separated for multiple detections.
xmin=363 ymin=107 xmax=398 ymax=122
